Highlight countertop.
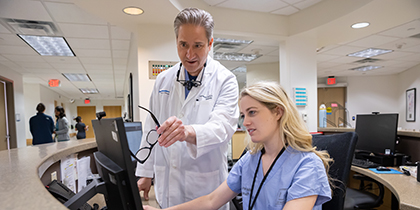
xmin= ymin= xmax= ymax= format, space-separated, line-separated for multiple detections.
xmin=318 ymin=127 xmax=420 ymax=138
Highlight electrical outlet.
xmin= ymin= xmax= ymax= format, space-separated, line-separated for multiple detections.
xmin=51 ymin=171 xmax=57 ymax=181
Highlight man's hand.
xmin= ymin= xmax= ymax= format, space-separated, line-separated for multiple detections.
xmin=137 ymin=177 xmax=152 ymax=200
xmin=157 ymin=116 xmax=196 ymax=147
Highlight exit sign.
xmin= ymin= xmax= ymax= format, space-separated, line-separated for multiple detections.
xmin=326 ymin=76 xmax=336 ymax=85
xmin=48 ymin=79 xmax=61 ymax=87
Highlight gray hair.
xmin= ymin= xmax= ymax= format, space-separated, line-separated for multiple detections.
xmin=174 ymin=8 xmax=214 ymax=43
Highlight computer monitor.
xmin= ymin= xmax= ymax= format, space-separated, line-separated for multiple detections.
xmin=124 ymin=122 xmax=142 ymax=163
xmin=92 ymin=117 xmax=143 ymax=210
xmin=355 ymin=113 xmax=399 ymax=155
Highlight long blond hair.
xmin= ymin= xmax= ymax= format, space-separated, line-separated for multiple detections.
xmin=240 ymin=81 xmax=332 ymax=175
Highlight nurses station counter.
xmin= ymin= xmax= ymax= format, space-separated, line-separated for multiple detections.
xmin=0 ymin=139 xmax=159 ymax=209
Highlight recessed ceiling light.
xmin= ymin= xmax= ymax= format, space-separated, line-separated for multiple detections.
xmin=123 ymin=7 xmax=144 ymax=15
xmin=350 ymin=65 xmax=383 ymax=71
xmin=347 ymin=48 xmax=393 ymax=58
xmin=231 ymin=66 xmax=247 ymax=73
xmin=62 ymin=73 xmax=91 ymax=82
xmin=351 ymin=22 xmax=370 ymax=29
xmin=79 ymin=88 xmax=99 ymax=94
xmin=18 ymin=35 xmax=75 ymax=56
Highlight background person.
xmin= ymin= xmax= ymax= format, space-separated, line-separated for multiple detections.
xmin=144 ymin=81 xmax=332 ymax=210
xmin=135 ymin=7 xmax=239 ymax=210
xmin=74 ymin=116 xmax=88 ymax=139
xmin=54 ymin=106 xmax=70 ymax=142
xmin=29 ymin=103 xmax=54 ymax=145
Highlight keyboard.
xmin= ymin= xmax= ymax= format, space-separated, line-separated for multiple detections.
xmin=352 ymin=158 xmax=380 ymax=168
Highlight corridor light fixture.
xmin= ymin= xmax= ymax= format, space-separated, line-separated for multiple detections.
xmin=350 ymin=65 xmax=383 ymax=72
xmin=18 ymin=35 xmax=75 ymax=56
xmin=347 ymin=48 xmax=393 ymax=58
xmin=214 ymin=52 xmax=261 ymax=62
xmin=62 ymin=73 xmax=91 ymax=82
xmin=80 ymin=88 xmax=99 ymax=94
xmin=351 ymin=22 xmax=370 ymax=29
xmin=123 ymin=6 xmax=144 ymax=15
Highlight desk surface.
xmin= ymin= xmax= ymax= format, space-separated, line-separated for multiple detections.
xmin=351 ymin=166 xmax=420 ymax=210
xmin=0 ymin=139 xmax=97 ymax=209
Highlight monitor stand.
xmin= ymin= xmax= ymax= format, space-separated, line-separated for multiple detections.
xmin=355 ymin=152 xmax=395 ymax=166
xmin=64 ymin=177 xmax=107 ymax=210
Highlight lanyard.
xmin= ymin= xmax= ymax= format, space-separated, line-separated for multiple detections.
xmin=248 ymin=146 xmax=286 ymax=210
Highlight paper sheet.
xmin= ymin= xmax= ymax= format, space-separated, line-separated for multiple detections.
xmin=77 ymin=156 xmax=92 ymax=193
xmin=60 ymin=154 xmax=77 ymax=193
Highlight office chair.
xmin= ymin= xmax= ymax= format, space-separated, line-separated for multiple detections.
xmin=312 ymin=132 xmax=358 ymax=210
xmin=344 ymin=173 xmax=384 ymax=209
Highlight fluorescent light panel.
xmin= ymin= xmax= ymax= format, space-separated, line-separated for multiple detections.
xmin=79 ymin=88 xmax=99 ymax=94
xmin=18 ymin=35 xmax=75 ymax=56
xmin=62 ymin=73 xmax=91 ymax=82
xmin=213 ymin=38 xmax=253 ymax=45
xmin=347 ymin=48 xmax=393 ymax=58
xmin=214 ymin=52 xmax=261 ymax=62
xmin=232 ymin=66 xmax=247 ymax=73
xmin=350 ymin=65 xmax=383 ymax=71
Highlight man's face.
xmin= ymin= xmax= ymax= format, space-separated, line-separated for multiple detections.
xmin=176 ymin=24 xmax=213 ymax=76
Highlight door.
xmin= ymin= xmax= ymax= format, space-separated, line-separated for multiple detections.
xmin=103 ymin=106 xmax=122 ymax=119
xmin=318 ymin=87 xmax=348 ymax=127
xmin=77 ymin=106 xmax=96 ymax=138
xmin=0 ymin=82 xmax=7 ymax=151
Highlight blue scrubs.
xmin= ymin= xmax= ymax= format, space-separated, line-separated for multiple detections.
xmin=227 ymin=147 xmax=331 ymax=210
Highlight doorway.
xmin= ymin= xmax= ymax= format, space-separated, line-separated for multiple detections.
xmin=318 ymin=87 xmax=349 ymax=128
xmin=103 ymin=106 xmax=122 ymax=119
xmin=77 ymin=106 xmax=96 ymax=138
xmin=0 ymin=77 xmax=16 ymax=150
xmin=0 ymin=81 xmax=8 ymax=150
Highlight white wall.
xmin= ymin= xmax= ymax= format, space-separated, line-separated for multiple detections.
xmin=0 ymin=65 xmax=26 ymax=148
xmin=137 ymin=23 xmax=178 ymax=124
xmin=397 ymin=64 xmax=420 ymax=130
xmin=246 ymin=62 xmax=279 ymax=85
xmin=346 ymin=75 xmax=400 ymax=127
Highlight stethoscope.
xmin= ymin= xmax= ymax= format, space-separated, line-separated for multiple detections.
xmin=176 ymin=62 xmax=206 ymax=90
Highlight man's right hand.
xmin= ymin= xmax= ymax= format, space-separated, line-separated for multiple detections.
xmin=137 ymin=177 xmax=152 ymax=200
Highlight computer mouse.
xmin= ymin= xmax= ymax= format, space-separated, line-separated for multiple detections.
xmin=376 ymin=166 xmax=391 ymax=171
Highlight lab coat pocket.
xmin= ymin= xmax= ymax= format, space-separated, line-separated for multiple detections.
xmin=185 ymin=169 xmax=219 ymax=201
xmin=154 ymin=165 xmax=166 ymax=205
xmin=193 ymin=99 xmax=214 ymax=124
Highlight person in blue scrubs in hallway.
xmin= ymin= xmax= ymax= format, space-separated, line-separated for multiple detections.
xmin=144 ymin=81 xmax=332 ymax=210
xmin=29 ymin=103 xmax=54 ymax=145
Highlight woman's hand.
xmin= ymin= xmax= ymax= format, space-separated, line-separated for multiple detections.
xmin=143 ymin=205 xmax=159 ymax=210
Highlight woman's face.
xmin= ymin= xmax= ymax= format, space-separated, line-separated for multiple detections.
xmin=240 ymin=95 xmax=282 ymax=144
xmin=55 ymin=109 xmax=60 ymax=117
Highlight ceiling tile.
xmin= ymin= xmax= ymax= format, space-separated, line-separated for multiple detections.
xmin=58 ymin=23 xmax=109 ymax=39
xmin=79 ymin=57 xmax=112 ymax=64
xmin=347 ymin=35 xmax=400 ymax=48
xmin=111 ymin=40 xmax=130 ymax=50
xmin=293 ymin=0 xmax=322 ymax=10
xmin=0 ymin=23 xmax=11 ymax=33
xmin=203 ymin=0 xmax=226 ymax=6
xmin=19 ymin=62 xmax=53 ymax=68
xmin=0 ymin=0 xmax=52 ymax=21
xmin=0 ymin=45 xmax=38 ymax=55
xmin=112 ymin=50 xmax=129 ymax=58
xmin=113 ymin=58 xmax=128 ymax=65
xmin=217 ymin=0 xmax=288 ymax=13
xmin=0 ymin=34 xmax=27 ymax=46
xmin=403 ymin=44 xmax=420 ymax=53
xmin=86 ymin=69 xmax=113 ymax=74
xmin=66 ymin=38 xmax=110 ymax=49
xmin=375 ymin=51 xmax=414 ymax=60
xmin=45 ymin=2 xmax=107 ymax=25
xmin=50 ymin=62 xmax=84 ymax=69
xmin=323 ymin=45 xmax=365 ymax=56
xmin=2 ymin=54 xmax=45 ymax=62
xmin=379 ymin=19 xmax=420 ymax=38
xmin=271 ymin=6 xmax=299 ymax=15
xmin=395 ymin=53 xmax=420 ymax=62
xmin=317 ymin=62 xmax=341 ymax=70
xmin=317 ymin=54 xmax=340 ymax=62
xmin=74 ymin=49 xmax=111 ymax=58
xmin=110 ymin=26 xmax=131 ymax=40
xmin=43 ymin=56 xmax=81 ymax=63
xmin=377 ymin=37 xmax=420 ymax=51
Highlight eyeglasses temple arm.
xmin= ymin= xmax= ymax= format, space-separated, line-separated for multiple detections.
xmin=138 ymin=105 xmax=161 ymax=128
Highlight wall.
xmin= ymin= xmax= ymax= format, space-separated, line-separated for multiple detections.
xmin=246 ymin=62 xmax=280 ymax=85
xmin=346 ymin=75 xmax=399 ymax=127
xmin=68 ymin=99 xmax=124 ymax=120
xmin=0 ymin=65 xmax=26 ymax=148
xmin=137 ymin=23 xmax=178 ymax=124
xmin=397 ymin=63 xmax=420 ymax=130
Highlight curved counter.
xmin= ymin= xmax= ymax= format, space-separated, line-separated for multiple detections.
xmin=0 ymin=139 xmax=97 ymax=209
xmin=351 ymin=166 xmax=420 ymax=210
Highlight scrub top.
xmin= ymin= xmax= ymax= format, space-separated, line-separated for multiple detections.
xmin=227 ymin=147 xmax=331 ymax=210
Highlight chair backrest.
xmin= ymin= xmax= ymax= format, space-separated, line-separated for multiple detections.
xmin=312 ymin=132 xmax=358 ymax=210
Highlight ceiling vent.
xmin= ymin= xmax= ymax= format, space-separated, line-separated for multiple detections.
xmin=353 ymin=58 xmax=382 ymax=64
xmin=0 ymin=18 xmax=60 ymax=36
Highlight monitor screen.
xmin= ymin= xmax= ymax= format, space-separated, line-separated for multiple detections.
xmin=355 ymin=113 xmax=399 ymax=155
xmin=124 ymin=122 xmax=142 ymax=162
xmin=92 ymin=118 xmax=143 ymax=210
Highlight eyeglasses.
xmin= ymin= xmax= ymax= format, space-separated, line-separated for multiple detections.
xmin=176 ymin=62 xmax=206 ymax=90
xmin=135 ymin=105 xmax=161 ymax=164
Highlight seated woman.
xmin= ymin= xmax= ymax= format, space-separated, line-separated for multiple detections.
xmin=144 ymin=81 xmax=333 ymax=210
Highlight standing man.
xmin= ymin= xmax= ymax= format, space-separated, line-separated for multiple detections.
xmin=136 ymin=8 xmax=239 ymax=210
xmin=29 ymin=103 xmax=54 ymax=145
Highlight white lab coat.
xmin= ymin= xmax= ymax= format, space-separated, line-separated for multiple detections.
xmin=135 ymin=56 xmax=239 ymax=209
